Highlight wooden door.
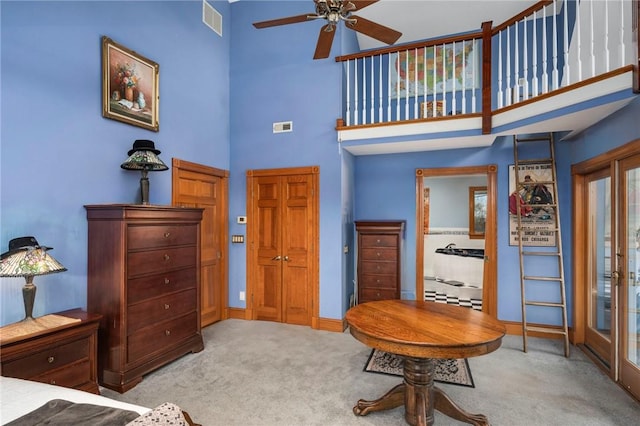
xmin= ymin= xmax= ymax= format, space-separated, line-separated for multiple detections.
xmin=172 ymin=158 xmax=228 ymax=327
xmin=247 ymin=167 xmax=319 ymax=327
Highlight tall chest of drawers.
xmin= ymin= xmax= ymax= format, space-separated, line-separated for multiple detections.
xmin=355 ymin=220 xmax=405 ymax=304
xmin=85 ymin=204 xmax=204 ymax=393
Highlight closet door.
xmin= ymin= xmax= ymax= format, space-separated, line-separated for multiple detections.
xmin=248 ymin=167 xmax=318 ymax=326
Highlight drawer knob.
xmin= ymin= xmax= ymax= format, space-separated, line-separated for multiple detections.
xmin=164 ymin=232 xmax=171 ymax=238
xmin=376 ymin=279 xmax=381 ymax=283
xmin=47 ymin=356 xmax=55 ymax=364
xmin=164 ymin=278 xmax=170 ymax=284
xmin=165 ymin=330 xmax=171 ymax=336
xmin=376 ymin=265 xmax=381 ymax=270
xmin=164 ymin=304 xmax=170 ymax=310
xmin=50 ymin=380 xmax=56 ymax=385
xmin=164 ymin=254 xmax=170 ymax=261
xmin=376 ymin=252 xmax=381 ymax=257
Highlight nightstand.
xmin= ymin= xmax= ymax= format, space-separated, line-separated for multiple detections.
xmin=0 ymin=308 xmax=101 ymax=394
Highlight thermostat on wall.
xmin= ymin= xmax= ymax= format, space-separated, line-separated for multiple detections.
xmin=273 ymin=121 xmax=293 ymax=133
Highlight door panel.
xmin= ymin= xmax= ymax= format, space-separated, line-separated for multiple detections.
xmin=172 ymin=159 xmax=228 ymax=327
xmin=584 ymin=168 xmax=614 ymax=367
xmin=620 ymin=154 xmax=640 ymax=399
xmin=282 ymin=175 xmax=313 ymax=325
xmin=254 ymin=177 xmax=282 ymax=322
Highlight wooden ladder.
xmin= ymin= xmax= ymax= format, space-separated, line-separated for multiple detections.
xmin=512 ymin=133 xmax=570 ymax=357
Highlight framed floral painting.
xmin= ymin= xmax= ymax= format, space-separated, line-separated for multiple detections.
xmin=102 ymin=36 xmax=159 ymax=131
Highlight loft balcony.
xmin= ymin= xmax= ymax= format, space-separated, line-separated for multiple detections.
xmin=335 ymin=0 xmax=640 ymax=155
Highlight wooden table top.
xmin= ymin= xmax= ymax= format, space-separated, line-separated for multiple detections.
xmin=346 ymin=300 xmax=506 ymax=359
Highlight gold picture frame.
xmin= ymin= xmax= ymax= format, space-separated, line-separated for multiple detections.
xmin=102 ymin=36 xmax=159 ymax=132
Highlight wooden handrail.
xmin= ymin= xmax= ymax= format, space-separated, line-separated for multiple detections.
xmin=492 ymin=1 xmax=553 ymax=34
xmin=335 ymin=31 xmax=483 ymax=62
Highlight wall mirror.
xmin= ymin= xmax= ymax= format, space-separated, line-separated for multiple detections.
xmin=469 ymin=186 xmax=487 ymax=238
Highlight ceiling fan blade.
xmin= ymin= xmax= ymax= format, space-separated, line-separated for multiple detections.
xmin=253 ymin=14 xmax=312 ymax=29
xmin=346 ymin=15 xmax=402 ymax=45
xmin=313 ymin=24 xmax=336 ymax=60
xmin=348 ymin=1 xmax=379 ymax=12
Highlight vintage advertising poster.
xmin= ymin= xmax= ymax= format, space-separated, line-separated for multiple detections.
xmin=508 ymin=164 xmax=556 ymax=246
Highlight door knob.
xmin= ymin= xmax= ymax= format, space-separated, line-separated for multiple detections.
xmin=272 ymin=255 xmax=281 ymax=261
xmin=284 ymin=256 xmax=289 ymax=261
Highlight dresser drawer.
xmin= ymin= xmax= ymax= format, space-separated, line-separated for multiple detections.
xmin=127 ymin=312 xmax=198 ymax=363
xmin=127 ymin=246 xmax=197 ymax=278
xmin=128 ymin=268 xmax=197 ymax=305
xmin=359 ymin=274 xmax=398 ymax=289
xmin=128 ymin=289 xmax=197 ymax=334
xmin=359 ymin=288 xmax=399 ymax=302
xmin=360 ymin=260 xmax=397 ymax=275
xmin=360 ymin=247 xmax=398 ymax=261
xmin=1 ymin=337 xmax=88 ymax=379
xmin=360 ymin=234 xmax=398 ymax=248
xmin=127 ymin=224 xmax=198 ymax=250
xmin=32 ymin=359 xmax=91 ymax=389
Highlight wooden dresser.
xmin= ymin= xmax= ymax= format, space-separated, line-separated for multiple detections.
xmin=0 ymin=309 xmax=101 ymax=394
xmin=85 ymin=204 xmax=204 ymax=393
xmin=355 ymin=220 xmax=405 ymax=304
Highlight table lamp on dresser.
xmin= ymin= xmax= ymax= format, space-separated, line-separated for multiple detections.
xmin=120 ymin=139 xmax=168 ymax=205
xmin=0 ymin=236 xmax=67 ymax=322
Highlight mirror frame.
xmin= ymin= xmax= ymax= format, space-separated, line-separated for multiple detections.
xmin=469 ymin=186 xmax=487 ymax=239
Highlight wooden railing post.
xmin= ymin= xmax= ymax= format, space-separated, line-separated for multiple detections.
xmin=481 ymin=21 xmax=493 ymax=134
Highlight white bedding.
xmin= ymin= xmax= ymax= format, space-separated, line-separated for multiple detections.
xmin=0 ymin=376 xmax=150 ymax=424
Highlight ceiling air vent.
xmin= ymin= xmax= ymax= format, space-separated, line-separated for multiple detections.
xmin=202 ymin=0 xmax=222 ymax=36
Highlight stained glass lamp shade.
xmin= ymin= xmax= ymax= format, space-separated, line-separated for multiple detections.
xmin=0 ymin=236 xmax=67 ymax=321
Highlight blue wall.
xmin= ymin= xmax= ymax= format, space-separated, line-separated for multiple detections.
xmin=1 ymin=0 xmax=638 ymax=328
xmin=1 ymin=0 xmax=230 ymax=325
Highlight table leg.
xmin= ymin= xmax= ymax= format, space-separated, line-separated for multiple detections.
xmin=433 ymin=386 xmax=489 ymax=426
xmin=353 ymin=383 xmax=405 ymax=416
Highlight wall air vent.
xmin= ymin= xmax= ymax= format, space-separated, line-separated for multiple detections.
xmin=273 ymin=121 xmax=293 ymax=133
xmin=202 ymin=0 xmax=222 ymax=36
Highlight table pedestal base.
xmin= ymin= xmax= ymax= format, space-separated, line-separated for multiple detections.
xmin=353 ymin=357 xmax=489 ymax=426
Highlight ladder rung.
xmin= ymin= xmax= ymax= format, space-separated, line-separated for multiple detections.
xmin=523 ymin=276 xmax=562 ymax=282
xmin=526 ymin=301 xmax=565 ymax=308
xmin=525 ymin=325 xmax=567 ymax=335
xmin=522 ymin=251 xmax=560 ymax=256
xmin=515 ymin=137 xmax=553 ymax=142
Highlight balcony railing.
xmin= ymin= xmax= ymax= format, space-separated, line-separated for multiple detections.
xmin=335 ymin=0 xmax=639 ymax=134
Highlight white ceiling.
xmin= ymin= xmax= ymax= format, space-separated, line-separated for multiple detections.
xmin=354 ymin=0 xmax=539 ymax=50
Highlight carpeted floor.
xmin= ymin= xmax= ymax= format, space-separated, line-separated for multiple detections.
xmin=101 ymin=319 xmax=640 ymax=425
xmin=363 ymin=349 xmax=474 ymax=387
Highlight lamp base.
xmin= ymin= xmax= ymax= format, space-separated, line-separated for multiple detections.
xmin=22 ymin=280 xmax=36 ymax=321
xmin=140 ymin=175 xmax=150 ymax=205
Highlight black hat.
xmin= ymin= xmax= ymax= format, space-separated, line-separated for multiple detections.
xmin=128 ymin=140 xmax=161 ymax=156
xmin=1 ymin=236 xmax=52 ymax=259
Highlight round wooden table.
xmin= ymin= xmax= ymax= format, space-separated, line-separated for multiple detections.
xmin=346 ymin=300 xmax=506 ymax=426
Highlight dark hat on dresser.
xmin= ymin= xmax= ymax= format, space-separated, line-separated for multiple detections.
xmin=0 ymin=236 xmax=52 ymax=259
xmin=128 ymin=139 xmax=161 ymax=156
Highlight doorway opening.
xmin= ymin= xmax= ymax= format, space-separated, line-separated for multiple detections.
xmin=416 ymin=165 xmax=498 ymax=317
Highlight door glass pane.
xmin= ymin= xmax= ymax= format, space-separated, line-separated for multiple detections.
xmin=589 ymin=177 xmax=612 ymax=339
xmin=626 ymin=167 xmax=640 ymax=365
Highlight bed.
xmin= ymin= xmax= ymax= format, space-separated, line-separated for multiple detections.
xmin=0 ymin=376 xmax=199 ymax=425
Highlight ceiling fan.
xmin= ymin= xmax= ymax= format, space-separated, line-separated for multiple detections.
xmin=252 ymin=0 xmax=402 ymax=60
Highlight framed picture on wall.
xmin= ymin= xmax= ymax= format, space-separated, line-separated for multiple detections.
xmin=102 ymin=36 xmax=159 ymax=132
